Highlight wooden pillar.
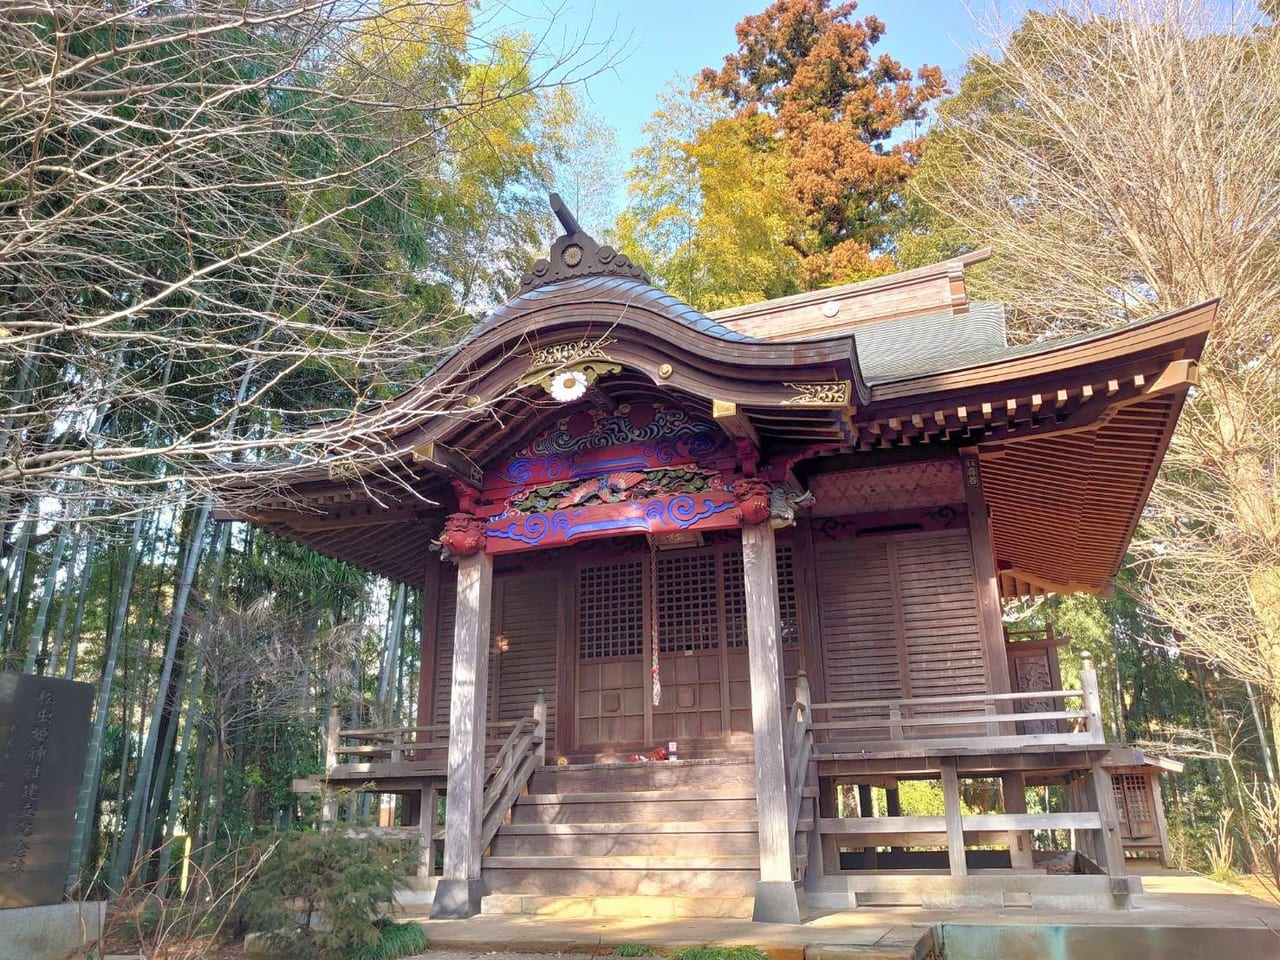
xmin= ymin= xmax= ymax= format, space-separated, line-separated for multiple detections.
xmin=857 ymin=784 xmax=878 ymax=868
xmin=961 ymin=451 xmax=1012 ymax=696
xmin=431 ymin=548 xmax=494 ymax=919
xmin=818 ymin=778 xmax=840 ymax=876
xmin=1002 ymin=772 xmax=1034 ymax=870
xmin=1089 ymin=760 xmax=1128 ymax=880
xmin=1151 ymin=772 xmax=1173 ymax=868
xmin=1080 ymin=651 xmax=1106 ymax=742
xmin=886 ymin=784 xmax=903 ymax=856
xmin=742 ymin=520 xmax=806 ymax=923
xmin=941 ymin=758 xmax=967 ymax=877
xmin=320 ymin=706 xmax=340 ymax=825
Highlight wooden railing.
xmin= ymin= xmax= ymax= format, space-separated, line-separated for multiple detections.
xmin=785 ymin=672 xmax=816 ymax=881
xmin=480 ymin=694 xmax=546 ymax=850
xmin=810 ymin=654 xmax=1106 ymax=753
xmin=324 ymin=717 xmax=534 ymax=771
xmin=786 ymin=672 xmax=814 ymax=839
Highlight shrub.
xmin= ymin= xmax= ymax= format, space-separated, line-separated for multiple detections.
xmin=242 ymin=830 xmax=413 ymax=959
xmin=667 ymin=948 xmax=769 ymax=960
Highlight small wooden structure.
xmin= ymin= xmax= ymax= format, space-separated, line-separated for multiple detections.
xmin=226 ymin=198 xmax=1213 ymax=922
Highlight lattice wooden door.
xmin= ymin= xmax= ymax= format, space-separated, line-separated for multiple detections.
xmin=573 ymin=544 xmax=799 ymax=755
xmin=1113 ymin=772 xmax=1157 ymax=839
xmin=573 ymin=558 xmax=648 ymax=749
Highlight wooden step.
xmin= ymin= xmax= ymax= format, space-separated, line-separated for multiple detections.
xmin=490 ymin=824 xmax=760 ymax=857
xmin=529 ymin=759 xmax=756 ymax=794
xmin=509 ymin=788 xmax=759 ymax=824
xmin=479 ymin=893 xmax=755 ymax=919
xmin=481 ymin=863 xmax=761 ymax=897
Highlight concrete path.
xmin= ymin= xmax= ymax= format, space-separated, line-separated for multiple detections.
xmin=401 ymin=867 xmax=1280 ymax=959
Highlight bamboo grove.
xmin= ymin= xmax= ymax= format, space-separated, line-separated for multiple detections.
xmin=2 ymin=0 xmax=1280 ymax=901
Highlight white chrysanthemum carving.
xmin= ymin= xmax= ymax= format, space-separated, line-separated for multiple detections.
xmin=548 ymin=369 xmax=589 ymax=402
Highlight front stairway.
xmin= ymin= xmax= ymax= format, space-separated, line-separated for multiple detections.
xmin=480 ymin=757 xmax=812 ymax=918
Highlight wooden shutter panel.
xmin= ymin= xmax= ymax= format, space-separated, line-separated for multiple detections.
xmin=431 ymin=577 xmax=458 ymax=728
xmin=815 ymin=529 xmax=989 ymax=740
xmin=493 ymin=572 xmax=559 ymax=748
xmin=896 ymin=530 xmax=988 ymax=701
xmin=816 ymin=538 xmax=906 ymax=705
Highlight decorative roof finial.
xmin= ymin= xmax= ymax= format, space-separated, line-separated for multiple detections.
xmin=551 ymin=192 xmax=581 ymax=235
xmin=520 ymin=194 xmax=649 ymax=293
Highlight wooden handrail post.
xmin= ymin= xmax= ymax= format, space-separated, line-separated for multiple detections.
xmin=391 ymin=728 xmax=403 ymax=765
xmin=325 ymin=705 xmax=340 ymax=771
xmin=888 ymin=703 xmax=903 ymax=742
xmin=533 ymin=690 xmax=547 ymax=766
xmin=1080 ymin=651 xmax=1105 ymax=743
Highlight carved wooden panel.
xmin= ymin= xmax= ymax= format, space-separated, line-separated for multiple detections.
xmin=809 ymin=460 xmax=964 ymax=517
xmin=1010 ymin=648 xmax=1059 ymax=734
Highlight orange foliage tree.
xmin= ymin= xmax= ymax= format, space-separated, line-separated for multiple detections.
xmin=700 ymin=0 xmax=946 ymax=286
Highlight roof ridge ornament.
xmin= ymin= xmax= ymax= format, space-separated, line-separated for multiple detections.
xmin=520 ymin=193 xmax=649 ymax=293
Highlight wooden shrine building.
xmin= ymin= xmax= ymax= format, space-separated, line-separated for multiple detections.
xmin=219 ymin=199 xmax=1212 ymax=922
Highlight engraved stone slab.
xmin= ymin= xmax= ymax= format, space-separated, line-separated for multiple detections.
xmin=0 ymin=672 xmax=94 ymax=907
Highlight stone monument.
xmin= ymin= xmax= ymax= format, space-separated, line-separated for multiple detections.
xmin=0 ymin=672 xmax=94 ymax=908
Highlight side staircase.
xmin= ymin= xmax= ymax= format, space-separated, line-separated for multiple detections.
xmin=479 ymin=757 xmax=815 ymax=918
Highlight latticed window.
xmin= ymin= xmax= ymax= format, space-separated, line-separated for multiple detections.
xmin=777 ymin=546 xmax=799 ymax=645
xmin=723 ymin=547 xmax=799 ymax=647
xmin=578 ymin=559 xmax=644 ymax=659
xmin=1116 ymin=774 xmax=1153 ymax=821
xmin=657 ymin=552 xmax=720 ymax=652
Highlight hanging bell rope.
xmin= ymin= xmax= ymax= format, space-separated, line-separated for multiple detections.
xmin=649 ymin=539 xmax=661 ymax=707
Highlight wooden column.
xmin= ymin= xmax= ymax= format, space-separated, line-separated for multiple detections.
xmin=1151 ymin=772 xmax=1173 ymax=868
xmin=321 ymin=706 xmax=339 ymax=825
xmin=961 ymin=451 xmax=1013 ymax=696
xmin=1089 ymin=760 xmax=1128 ymax=880
xmin=941 ymin=758 xmax=968 ymax=877
xmin=431 ymin=548 xmax=494 ymax=919
xmin=742 ymin=520 xmax=806 ymax=923
xmin=1002 ymin=772 xmax=1034 ymax=870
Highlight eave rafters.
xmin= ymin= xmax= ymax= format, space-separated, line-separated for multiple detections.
xmin=849 ymin=358 xmax=1198 ymax=453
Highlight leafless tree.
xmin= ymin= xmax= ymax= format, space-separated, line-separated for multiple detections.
xmin=0 ymin=0 xmax=614 ymax=519
xmin=914 ymin=0 xmax=1280 ymax=738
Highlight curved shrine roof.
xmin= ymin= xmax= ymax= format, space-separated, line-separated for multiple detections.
xmin=215 ymin=221 xmax=1214 ymax=600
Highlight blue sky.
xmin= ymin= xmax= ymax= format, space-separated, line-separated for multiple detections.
xmin=505 ymin=0 xmax=1027 ymax=162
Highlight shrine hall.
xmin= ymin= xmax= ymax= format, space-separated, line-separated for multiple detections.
xmin=218 ymin=198 xmax=1209 ymax=922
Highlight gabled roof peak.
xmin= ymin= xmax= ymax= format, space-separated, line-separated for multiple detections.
xmin=519 ymin=193 xmax=649 ymax=293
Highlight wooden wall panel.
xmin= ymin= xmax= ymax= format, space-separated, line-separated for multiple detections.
xmin=895 ymin=530 xmax=987 ymax=702
xmin=430 ymin=577 xmax=458 ymax=728
xmin=492 ymin=572 xmax=560 ymax=747
xmin=815 ymin=538 xmax=905 ymax=706
xmin=814 ymin=528 xmax=988 ymax=738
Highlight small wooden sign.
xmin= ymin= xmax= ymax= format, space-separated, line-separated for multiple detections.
xmin=0 ymin=672 xmax=94 ymax=907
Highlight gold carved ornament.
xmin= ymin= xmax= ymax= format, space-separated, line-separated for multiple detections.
xmin=780 ymin=380 xmax=852 ymax=407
